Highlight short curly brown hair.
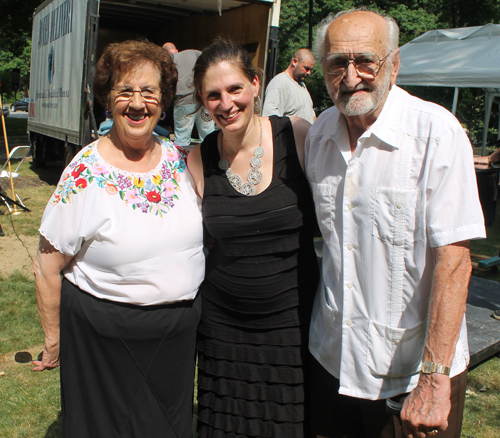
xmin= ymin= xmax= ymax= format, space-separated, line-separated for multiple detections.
xmin=93 ymin=39 xmax=177 ymax=111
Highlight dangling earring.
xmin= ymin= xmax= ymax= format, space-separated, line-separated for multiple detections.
xmin=201 ymin=106 xmax=212 ymax=122
xmin=159 ymin=111 xmax=166 ymax=121
xmin=105 ymin=109 xmax=111 ymax=119
xmin=254 ymin=95 xmax=261 ymax=113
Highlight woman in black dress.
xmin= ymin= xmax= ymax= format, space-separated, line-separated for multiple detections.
xmin=188 ymin=39 xmax=320 ymax=438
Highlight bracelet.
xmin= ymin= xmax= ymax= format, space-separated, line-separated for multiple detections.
xmin=421 ymin=361 xmax=451 ymax=376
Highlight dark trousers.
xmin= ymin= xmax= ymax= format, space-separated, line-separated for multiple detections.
xmin=310 ymin=356 xmax=467 ymax=438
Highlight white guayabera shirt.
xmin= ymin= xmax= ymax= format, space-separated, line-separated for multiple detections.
xmin=305 ymin=86 xmax=486 ymax=400
xmin=40 ymin=138 xmax=205 ymax=306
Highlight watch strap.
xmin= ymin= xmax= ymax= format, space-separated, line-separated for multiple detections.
xmin=421 ymin=361 xmax=451 ymax=376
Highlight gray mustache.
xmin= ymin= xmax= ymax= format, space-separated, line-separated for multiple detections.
xmin=339 ymin=82 xmax=373 ymax=93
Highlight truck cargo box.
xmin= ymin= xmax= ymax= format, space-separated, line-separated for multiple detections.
xmin=28 ymin=0 xmax=281 ymax=166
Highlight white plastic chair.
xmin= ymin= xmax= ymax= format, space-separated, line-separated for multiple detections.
xmin=0 ymin=146 xmax=31 ymax=212
xmin=0 ymin=146 xmax=31 ymax=179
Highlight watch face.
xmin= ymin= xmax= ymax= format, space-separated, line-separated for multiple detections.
xmin=421 ymin=361 xmax=450 ymax=376
xmin=422 ymin=362 xmax=432 ymax=373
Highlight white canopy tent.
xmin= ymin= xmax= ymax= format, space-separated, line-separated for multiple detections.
xmin=396 ymin=23 xmax=500 ymax=154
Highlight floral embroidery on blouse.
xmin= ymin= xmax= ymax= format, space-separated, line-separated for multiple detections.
xmin=51 ymin=138 xmax=187 ymax=217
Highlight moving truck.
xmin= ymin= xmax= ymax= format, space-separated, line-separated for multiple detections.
xmin=28 ymin=0 xmax=281 ymax=166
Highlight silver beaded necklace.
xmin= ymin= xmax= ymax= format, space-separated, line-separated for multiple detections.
xmin=218 ymin=117 xmax=264 ymax=196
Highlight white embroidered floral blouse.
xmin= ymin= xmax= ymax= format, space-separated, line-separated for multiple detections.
xmin=40 ymin=137 xmax=205 ymax=305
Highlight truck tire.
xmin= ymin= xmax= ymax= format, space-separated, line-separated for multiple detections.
xmin=64 ymin=145 xmax=76 ymax=167
xmin=10 ymin=105 xmax=16 ymax=112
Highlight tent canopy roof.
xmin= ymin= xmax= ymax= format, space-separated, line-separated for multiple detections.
xmin=396 ymin=23 xmax=500 ymax=91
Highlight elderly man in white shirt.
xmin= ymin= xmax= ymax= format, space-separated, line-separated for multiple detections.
xmin=305 ymin=8 xmax=486 ymax=438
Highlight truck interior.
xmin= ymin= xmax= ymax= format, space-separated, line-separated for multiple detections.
xmin=97 ymin=0 xmax=274 ymax=75
xmin=94 ymin=0 xmax=277 ymax=135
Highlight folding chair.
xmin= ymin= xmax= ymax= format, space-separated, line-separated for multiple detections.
xmin=0 ymin=146 xmax=31 ymax=179
xmin=0 ymin=146 xmax=31 ymax=212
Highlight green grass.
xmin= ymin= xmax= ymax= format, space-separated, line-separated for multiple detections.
xmin=0 ymin=271 xmax=62 ymax=437
xmin=463 ymin=357 xmax=500 ymax=438
xmin=1 ymin=160 xmax=61 ymax=236
xmin=1 ymin=115 xmax=28 ymax=138
xmin=0 ymin=272 xmax=42 ymax=352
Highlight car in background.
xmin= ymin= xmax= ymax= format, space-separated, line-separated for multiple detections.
xmin=1 ymin=103 xmax=9 ymax=117
xmin=10 ymin=97 xmax=29 ymax=112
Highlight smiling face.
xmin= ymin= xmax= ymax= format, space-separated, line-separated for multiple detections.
xmin=109 ymin=61 xmax=162 ymax=147
xmin=324 ymin=11 xmax=399 ymax=119
xmin=200 ymin=61 xmax=259 ymax=134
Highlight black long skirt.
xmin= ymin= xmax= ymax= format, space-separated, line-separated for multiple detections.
xmin=59 ymin=279 xmax=201 ymax=438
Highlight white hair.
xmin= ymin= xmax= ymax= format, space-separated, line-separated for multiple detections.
xmin=313 ymin=8 xmax=399 ymax=60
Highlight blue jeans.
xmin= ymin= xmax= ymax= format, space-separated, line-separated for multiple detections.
xmin=173 ymin=102 xmax=214 ymax=147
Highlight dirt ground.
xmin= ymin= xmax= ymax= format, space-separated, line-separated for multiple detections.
xmin=0 ymin=234 xmax=39 ymax=277
xmin=0 ymin=175 xmax=50 ymax=277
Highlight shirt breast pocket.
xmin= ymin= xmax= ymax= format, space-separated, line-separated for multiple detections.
xmin=372 ymin=188 xmax=423 ymax=246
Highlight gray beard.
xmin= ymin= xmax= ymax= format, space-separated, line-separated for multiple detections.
xmin=329 ymin=71 xmax=391 ymax=117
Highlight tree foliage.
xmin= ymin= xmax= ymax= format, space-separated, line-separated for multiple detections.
xmin=277 ymin=0 xmax=500 ymax=146
xmin=0 ymin=0 xmax=41 ymax=56
xmin=0 ymin=0 xmax=39 ymax=101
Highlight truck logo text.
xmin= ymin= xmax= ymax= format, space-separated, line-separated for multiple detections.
xmin=38 ymin=0 xmax=74 ymax=48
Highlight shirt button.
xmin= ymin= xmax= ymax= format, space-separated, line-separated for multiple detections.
xmin=346 ymin=320 xmax=353 ymax=326
xmin=348 ymin=203 xmax=354 ymax=211
xmin=396 ymin=202 xmax=402 ymax=209
xmin=347 ymin=282 xmax=353 ymax=289
xmin=347 ymin=243 xmax=354 ymax=250
xmin=394 ymin=339 xmax=401 ymax=344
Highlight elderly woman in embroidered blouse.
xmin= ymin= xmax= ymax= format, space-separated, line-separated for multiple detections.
xmin=32 ymin=40 xmax=204 ymax=438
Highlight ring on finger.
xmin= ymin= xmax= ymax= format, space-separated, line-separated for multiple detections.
xmin=427 ymin=430 xmax=438 ymax=436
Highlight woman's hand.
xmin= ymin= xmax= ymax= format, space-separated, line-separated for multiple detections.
xmin=33 ymin=346 xmax=60 ymax=371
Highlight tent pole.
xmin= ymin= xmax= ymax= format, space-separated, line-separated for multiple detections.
xmin=482 ymin=91 xmax=493 ymax=156
xmin=451 ymin=87 xmax=459 ymax=115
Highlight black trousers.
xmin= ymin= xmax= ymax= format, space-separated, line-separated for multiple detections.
xmin=310 ymin=356 xmax=467 ymax=438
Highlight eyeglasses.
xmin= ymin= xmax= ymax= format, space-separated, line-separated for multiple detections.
xmin=322 ymin=51 xmax=394 ymax=79
xmin=15 ymin=351 xmax=43 ymax=363
xmin=112 ymin=87 xmax=162 ymax=103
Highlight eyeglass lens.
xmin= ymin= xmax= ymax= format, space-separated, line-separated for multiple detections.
xmin=15 ymin=351 xmax=43 ymax=363
xmin=113 ymin=87 xmax=160 ymax=103
xmin=324 ymin=53 xmax=381 ymax=77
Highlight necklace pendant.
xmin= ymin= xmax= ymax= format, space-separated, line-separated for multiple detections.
xmin=248 ymin=167 xmax=262 ymax=185
xmin=228 ymin=173 xmax=243 ymax=190
xmin=218 ymin=117 xmax=265 ymax=196
xmin=240 ymin=182 xmax=255 ymax=196
xmin=250 ymin=157 xmax=262 ymax=168
xmin=254 ymin=146 xmax=264 ymax=158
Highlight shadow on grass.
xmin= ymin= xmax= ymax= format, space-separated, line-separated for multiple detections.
xmin=28 ymin=162 xmax=64 ymax=186
xmin=44 ymin=411 xmax=62 ymax=438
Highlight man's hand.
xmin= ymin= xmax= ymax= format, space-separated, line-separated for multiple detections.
xmin=401 ymin=373 xmax=451 ymax=438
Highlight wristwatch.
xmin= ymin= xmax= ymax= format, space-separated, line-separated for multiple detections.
xmin=421 ymin=361 xmax=451 ymax=376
